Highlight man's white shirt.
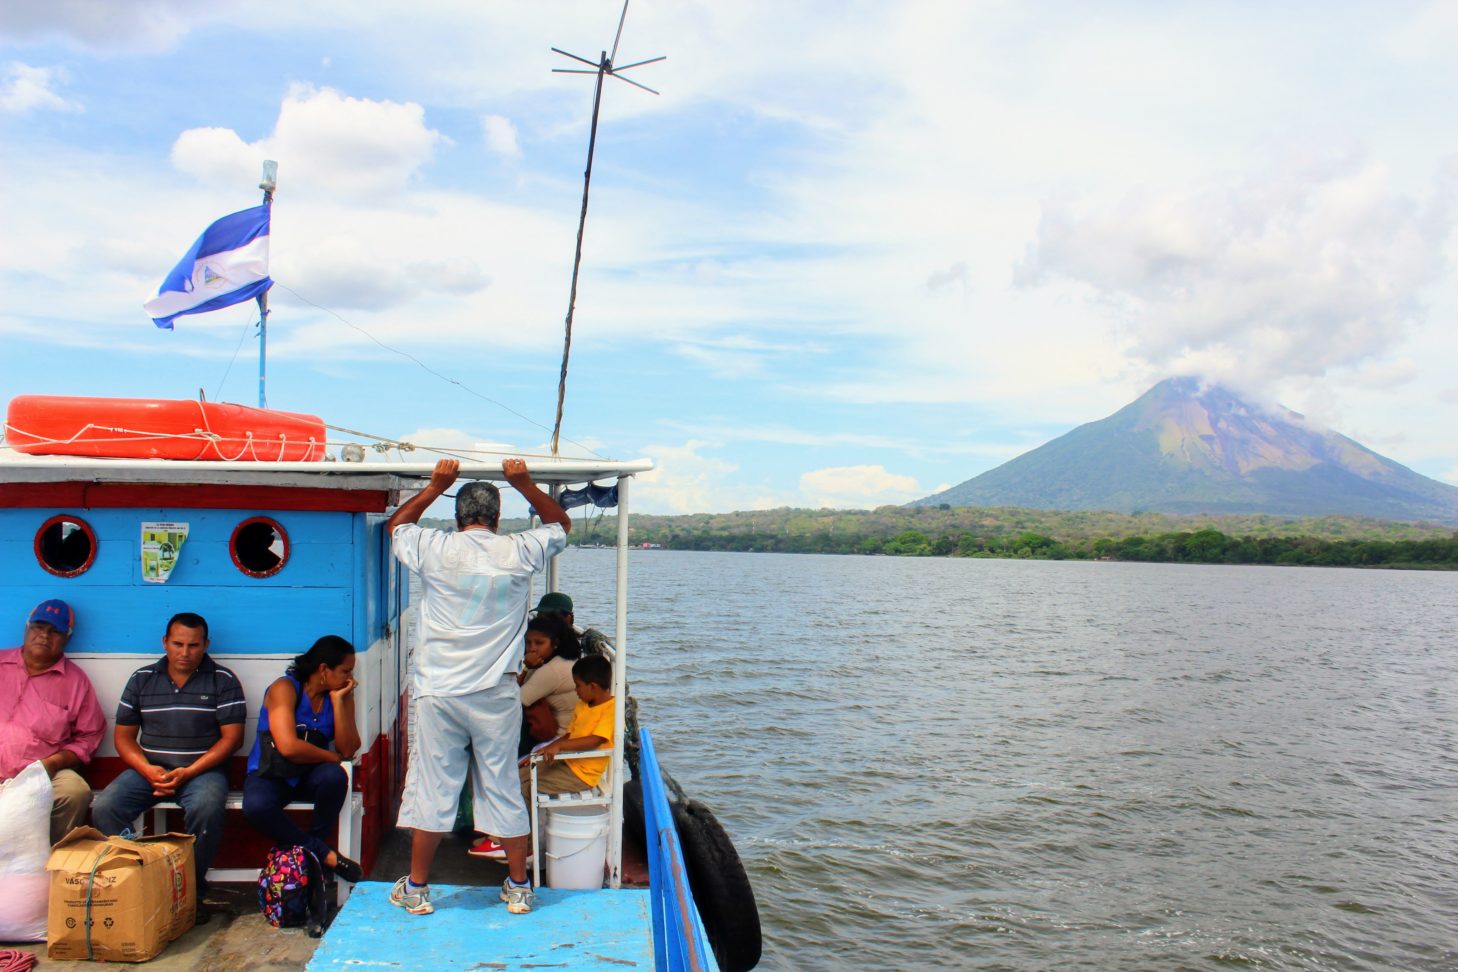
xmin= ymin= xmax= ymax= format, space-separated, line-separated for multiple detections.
xmin=392 ymin=522 xmax=567 ymax=697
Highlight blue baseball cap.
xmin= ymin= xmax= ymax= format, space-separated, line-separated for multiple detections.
xmin=28 ymin=599 xmax=74 ymax=637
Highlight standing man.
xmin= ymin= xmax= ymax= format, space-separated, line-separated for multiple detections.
xmin=92 ymin=612 xmax=245 ymax=896
xmin=0 ymin=599 xmax=106 ymax=843
xmin=387 ymin=458 xmax=570 ymax=917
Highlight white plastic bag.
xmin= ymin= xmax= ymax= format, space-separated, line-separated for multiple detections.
xmin=0 ymin=760 xmax=53 ymax=941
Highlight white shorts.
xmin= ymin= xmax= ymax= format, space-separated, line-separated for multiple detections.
xmin=397 ymin=681 xmax=529 ymax=837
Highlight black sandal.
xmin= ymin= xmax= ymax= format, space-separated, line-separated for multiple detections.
xmin=332 ymin=853 xmax=363 ymax=883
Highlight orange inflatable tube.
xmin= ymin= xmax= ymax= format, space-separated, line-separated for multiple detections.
xmin=4 ymin=396 xmax=326 ymax=462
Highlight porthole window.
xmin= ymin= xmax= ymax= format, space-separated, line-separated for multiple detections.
xmin=230 ymin=517 xmax=289 ymax=578
xmin=35 ymin=515 xmax=97 ymax=578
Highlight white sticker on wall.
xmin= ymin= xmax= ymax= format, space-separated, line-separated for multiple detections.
xmin=141 ymin=521 xmax=189 ymax=583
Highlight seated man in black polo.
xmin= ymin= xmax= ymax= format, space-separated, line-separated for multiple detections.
xmin=92 ymin=612 xmax=245 ymax=894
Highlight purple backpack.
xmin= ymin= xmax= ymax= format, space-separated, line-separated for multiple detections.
xmin=258 ymin=846 xmax=326 ymax=937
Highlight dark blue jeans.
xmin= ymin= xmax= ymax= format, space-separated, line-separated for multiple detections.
xmin=242 ymin=762 xmax=348 ymax=866
xmin=91 ymin=768 xmax=229 ymax=888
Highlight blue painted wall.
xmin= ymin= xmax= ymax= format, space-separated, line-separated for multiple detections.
xmin=0 ymin=506 xmax=397 ymax=656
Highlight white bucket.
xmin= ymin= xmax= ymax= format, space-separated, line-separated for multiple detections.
xmin=544 ymin=804 xmax=609 ymax=889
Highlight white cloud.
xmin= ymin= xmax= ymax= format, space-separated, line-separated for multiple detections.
xmin=798 ymin=464 xmax=922 ymax=509
xmin=632 ymin=441 xmax=737 ymax=514
xmin=1015 ymin=155 xmax=1457 ymax=390
xmin=0 ymin=130 xmax=570 ymax=349
xmin=0 ymin=62 xmax=80 ymax=113
xmin=629 ymin=440 xmax=789 ymax=514
xmin=169 ymin=127 xmax=257 ymax=190
xmin=1350 ymin=358 xmax=1419 ymax=390
xmin=390 ymin=427 xmax=516 ymax=457
xmin=171 ymin=84 xmax=446 ymax=198
xmin=670 ymin=343 xmax=764 ymax=379
xmin=482 ymin=114 xmax=520 ymax=158
xmin=668 ymin=335 xmax=824 ymax=379
xmin=657 ymin=419 xmax=1025 ymax=464
xmin=260 ymin=190 xmax=571 ymax=341
xmin=276 ymin=236 xmax=489 ymax=311
xmin=1383 ymin=1 xmax=1458 ymax=62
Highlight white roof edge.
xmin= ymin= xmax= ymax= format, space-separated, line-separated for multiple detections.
xmin=0 ymin=456 xmax=654 ymax=490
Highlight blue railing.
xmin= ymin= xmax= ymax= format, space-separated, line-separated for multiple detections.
xmin=640 ymin=728 xmax=719 ymax=972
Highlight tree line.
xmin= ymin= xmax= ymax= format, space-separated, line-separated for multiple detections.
xmin=561 ymin=506 xmax=1458 ymax=569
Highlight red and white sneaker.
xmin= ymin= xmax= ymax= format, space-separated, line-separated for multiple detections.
xmin=468 ymin=836 xmax=508 ymax=860
xmin=467 ymin=836 xmax=531 ymax=863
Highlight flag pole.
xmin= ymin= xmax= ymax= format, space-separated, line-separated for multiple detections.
xmin=257 ymin=160 xmax=277 ymax=409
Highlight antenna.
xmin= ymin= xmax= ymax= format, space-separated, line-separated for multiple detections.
xmin=548 ymin=0 xmax=664 ymax=456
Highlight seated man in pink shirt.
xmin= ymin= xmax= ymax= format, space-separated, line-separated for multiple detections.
xmin=0 ymin=599 xmax=107 ymax=843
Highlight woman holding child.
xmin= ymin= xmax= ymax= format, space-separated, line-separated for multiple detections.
xmin=242 ymin=634 xmax=364 ymax=883
xmin=519 ymin=613 xmax=582 ymax=739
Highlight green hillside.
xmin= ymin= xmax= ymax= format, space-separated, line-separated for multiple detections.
xmin=564 ymin=505 xmax=1458 ymax=568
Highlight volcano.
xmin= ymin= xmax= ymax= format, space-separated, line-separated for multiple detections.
xmin=915 ymin=377 xmax=1458 ymax=524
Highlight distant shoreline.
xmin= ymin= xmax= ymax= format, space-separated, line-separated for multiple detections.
xmin=557 ymin=506 xmax=1458 ymax=571
xmin=419 ymin=509 xmax=1458 ymax=569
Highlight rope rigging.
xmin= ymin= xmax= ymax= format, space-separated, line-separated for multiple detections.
xmin=268 ymin=281 xmax=607 ymax=461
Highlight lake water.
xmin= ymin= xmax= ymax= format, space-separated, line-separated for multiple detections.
xmin=557 ymin=550 xmax=1458 ymax=971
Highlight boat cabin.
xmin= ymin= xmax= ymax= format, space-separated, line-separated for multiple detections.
xmin=1 ymin=443 xmax=742 ymax=970
xmin=0 ymin=453 xmax=648 ymax=881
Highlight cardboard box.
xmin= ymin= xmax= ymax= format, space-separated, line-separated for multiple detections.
xmin=46 ymin=827 xmax=196 ymax=963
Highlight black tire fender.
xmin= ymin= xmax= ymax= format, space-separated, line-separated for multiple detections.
xmin=672 ymin=798 xmax=762 ymax=972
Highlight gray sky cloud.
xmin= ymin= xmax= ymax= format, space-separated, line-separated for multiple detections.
xmin=1017 ymin=154 xmax=1456 ymax=388
xmin=0 ymin=0 xmax=225 ymax=52
xmin=925 ymin=261 xmax=970 ymax=294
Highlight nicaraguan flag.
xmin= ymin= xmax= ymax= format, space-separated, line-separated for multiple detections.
xmin=143 ymin=205 xmax=273 ymax=329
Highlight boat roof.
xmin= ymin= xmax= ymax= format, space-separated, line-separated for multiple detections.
xmin=0 ymin=455 xmax=653 ymax=490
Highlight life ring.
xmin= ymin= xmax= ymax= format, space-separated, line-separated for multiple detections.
xmin=672 ymin=798 xmax=763 ymax=972
xmin=4 ymin=395 xmax=325 ymax=462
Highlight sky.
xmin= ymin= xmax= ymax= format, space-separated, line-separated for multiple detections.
xmin=3 ymin=0 xmax=1458 ymax=516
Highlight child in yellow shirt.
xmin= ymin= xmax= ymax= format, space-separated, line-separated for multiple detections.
xmin=476 ymin=655 xmax=614 ymax=862
xmin=521 ymin=653 xmax=614 ymax=805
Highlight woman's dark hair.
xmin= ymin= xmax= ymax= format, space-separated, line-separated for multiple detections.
xmin=526 ymin=612 xmax=581 ymax=660
xmin=287 ymin=634 xmax=355 ymax=680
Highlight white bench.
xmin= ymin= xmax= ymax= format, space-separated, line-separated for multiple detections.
xmin=140 ymin=761 xmax=362 ymax=904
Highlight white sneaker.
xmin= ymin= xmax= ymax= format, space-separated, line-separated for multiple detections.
xmin=389 ymin=876 xmax=434 ymax=915
xmin=500 ymin=878 xmax=535 ymax=915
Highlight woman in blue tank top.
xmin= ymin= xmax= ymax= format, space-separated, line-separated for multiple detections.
xmin=242 ymin=635 xmax=363 ymax=882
